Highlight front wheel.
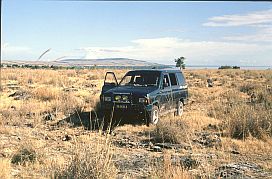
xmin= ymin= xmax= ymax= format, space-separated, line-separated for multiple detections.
xmin=176 ymin=101 xmax=184 ymax=116
xmin=147 ymin=106 xmax=159 ymax=126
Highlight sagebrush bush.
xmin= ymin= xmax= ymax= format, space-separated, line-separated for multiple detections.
xmin=11 ymin=147 xmax=36 ymax=165
xmin=240 ymin=83 xmax=256 ymax=94
xmin=255 ymin=89 xmax=272 ymax=109
xmin=154 ymin=118 xmax=190 ymax=144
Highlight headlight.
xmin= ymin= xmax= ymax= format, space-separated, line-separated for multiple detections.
xmin=139 ymin=98 xmax=147 ymax=103
xmin=139 ymin=97 xmax=150 ymax=104
xmin=122 ymin=95 xmax=129 ymax=101
xmin=104 ymin=96 xmax=111 ymax=102
xmin=115 ymin=95 xmax=121 ymax=101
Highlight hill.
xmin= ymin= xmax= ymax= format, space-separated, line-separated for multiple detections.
xmin=54 ymin=58 xmax=162 ymax=66
xmin=3 ymin=58 xmax=164 ymax=67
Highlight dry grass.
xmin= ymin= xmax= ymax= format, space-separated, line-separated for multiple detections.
xmin=154 ymin=117 xmax=191 ymax=144
xmin=33 ymin=87 xmax=60 ymax=101
xmin=0 ymin=68 xmax=272 ymax=178
xmin=209 ymin=87 xmax=272 ymax=140
xmin=0 ymin=159 xmax=12 ymax=179
xmin=50 ymin=139 xmax=117 ymax=179
xmin=151 ymin=152 xmax=192 ymax=179
xmin=226 ymin=104 xmax=271 ymax=140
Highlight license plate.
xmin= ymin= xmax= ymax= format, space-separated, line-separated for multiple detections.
xmin=115 ymin=104 xmax=127 ymax=109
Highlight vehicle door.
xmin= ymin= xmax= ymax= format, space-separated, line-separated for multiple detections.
xmin=169 ymin=73 xmax=180 ymax=108
xmin=176 ymin=72 xmax=188 ymax=101
xmin=159 ymin=73 xmax=173 ymax=112
xmin=102 ymin=72 xmax=118 ymax=93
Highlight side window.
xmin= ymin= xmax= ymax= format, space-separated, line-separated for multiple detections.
xmin=163 ymin=74 xmax=170 ymax=88
xmin=133 ymin=75 xmax=144 ymax=85
xmin=169 ymin=73 xmax=178 ymax=86
xmin=176 ymin=72 xmax=186 ymax=85
xmin=120 ymin=75 xmax=133 ymax=85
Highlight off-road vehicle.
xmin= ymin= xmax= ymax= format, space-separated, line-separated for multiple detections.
xmin=100 ymin=68 xmax=188 ymax=127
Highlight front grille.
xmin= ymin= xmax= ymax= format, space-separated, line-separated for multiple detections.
xmin=131 ymin=95 xmax=139 ymax=104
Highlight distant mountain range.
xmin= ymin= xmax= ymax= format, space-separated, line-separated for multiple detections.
xmin=54 ymin=58 xmax=162 ymax=66
xmin=3 ymin=58 xmax=164 ymax=67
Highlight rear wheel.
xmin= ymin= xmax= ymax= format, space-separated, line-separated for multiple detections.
xmin=147 ymin=106 xmax=159 ymax=126
xmin=177 ymin=101 xmax=184 ymax=116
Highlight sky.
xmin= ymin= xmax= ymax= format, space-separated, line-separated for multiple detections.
xmin=2 ymin=0 xmax=272 ymax=66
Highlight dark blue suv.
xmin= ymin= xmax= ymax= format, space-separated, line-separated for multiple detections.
xmin=100 ymin=69 xmax=188 ymax=127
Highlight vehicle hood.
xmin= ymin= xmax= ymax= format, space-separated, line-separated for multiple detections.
xmin=105 ymin=86 xmax=157 ymax=96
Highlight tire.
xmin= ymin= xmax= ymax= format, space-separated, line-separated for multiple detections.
xmin=177 ymin=101 xmax=184 ymax=116
xmin=147 ymin=106 xmax=159 ymax=126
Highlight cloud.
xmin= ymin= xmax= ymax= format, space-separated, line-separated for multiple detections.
xmin=203 ymin=9 xmax=272 ymax=27
xmin=3 ymin=38 xmax=272 ymax=66
xmin=204 ymin=9 xmax=272 ymax=43
xmin=3 ymin=43 xmax=31 ymax=53
xmin=223 ymin=27 xmax=272 ymax=42
xmin=81 ymin=37 xmax=272 ymax=65
xmin=2 ymin=44 xmax=84 ymax=61
xmin=2 ymin=43 xmax=34 ymax=60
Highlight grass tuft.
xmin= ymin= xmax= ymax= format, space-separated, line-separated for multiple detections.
xmin=51 ymin=141 xmax=117 ymax=179
xmin=210 ymin=89 xmax=272 ymax=140
xmin=154 ymin=118 xmax=191 ymax=144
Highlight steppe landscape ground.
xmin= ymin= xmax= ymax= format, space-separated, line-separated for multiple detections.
xmin=0 ymin=68 xmax=272 ymax=178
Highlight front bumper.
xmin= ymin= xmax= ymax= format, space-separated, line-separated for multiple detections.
xmin=101 ymin=102 xmax=152 ymax=118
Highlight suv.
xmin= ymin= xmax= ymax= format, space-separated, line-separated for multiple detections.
xmin=100 ymin=69 xmax=188 ymax=127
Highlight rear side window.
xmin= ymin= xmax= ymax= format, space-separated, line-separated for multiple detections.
xmin=163 ymin=74 xmax=170 ymax=88
xmin=176 ymin=72 xmax=186 ymax=85
xmin=169 ymin=73 xmax=178 ymax=86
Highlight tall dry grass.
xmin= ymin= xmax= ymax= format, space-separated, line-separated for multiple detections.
xmin=154 ymin=117 xmax=191 ymax=144
xmin=0 ymin=68 xmax=96 ymax=126
xmin=49 ymin=136 xmax=117 ymax=179
xmin=209 ymin=87 xmax=272 ymax=140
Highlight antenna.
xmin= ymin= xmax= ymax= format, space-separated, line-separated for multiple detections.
xmin=37 ymin=48 xmax=51 ymax=61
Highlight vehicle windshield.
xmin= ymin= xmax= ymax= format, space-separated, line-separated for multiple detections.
xmin=119 ymin=71 xmax=160 ymax=87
